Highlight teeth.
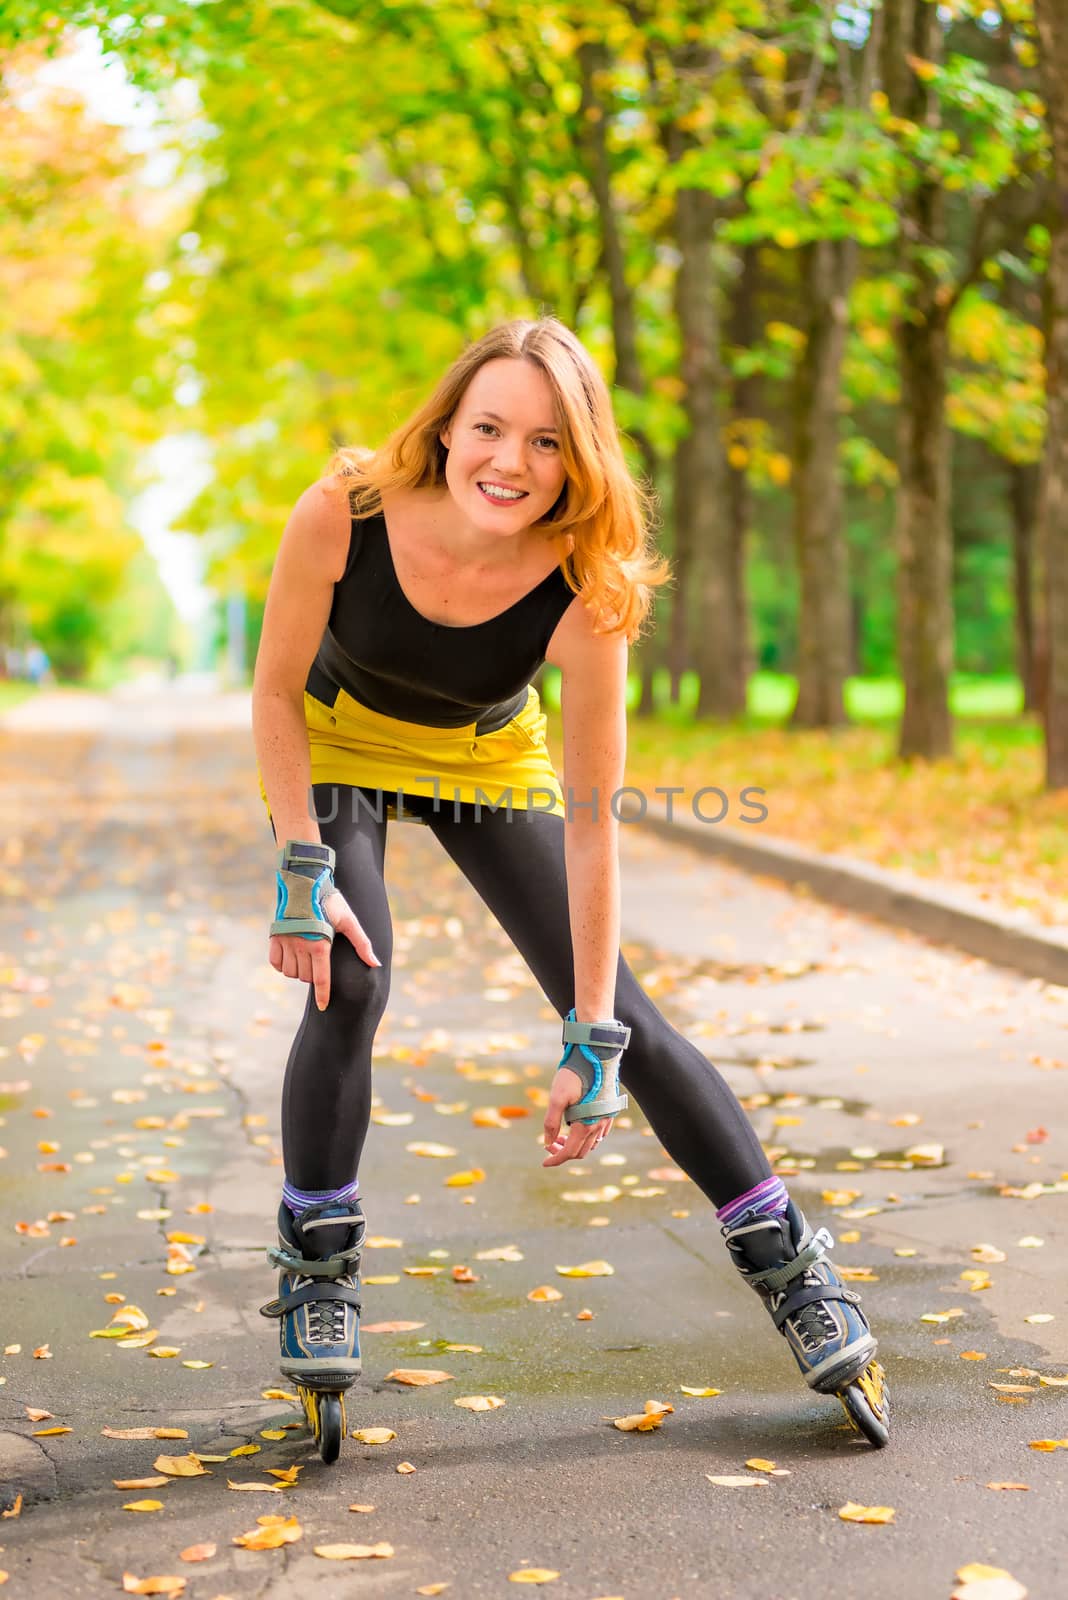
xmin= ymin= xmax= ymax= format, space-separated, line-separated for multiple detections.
xmin=479 ymin=483 xmax=525 ymax=500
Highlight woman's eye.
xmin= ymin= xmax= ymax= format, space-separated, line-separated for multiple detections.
xmin=473 ymin=423 xmax=558 ymax=450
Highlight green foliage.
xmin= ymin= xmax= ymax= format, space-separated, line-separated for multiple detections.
xmin=0 ymin=0 xmax=1055 ymax=709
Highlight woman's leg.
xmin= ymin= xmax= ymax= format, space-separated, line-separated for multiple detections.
xmin=279 ymin=785 xmax=393 ymax=1191
xmin=424 ymin=803 xmax=771 ymax=1207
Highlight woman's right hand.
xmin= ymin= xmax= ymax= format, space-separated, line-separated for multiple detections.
xmin=268 ymin=886 xmax=380 ymax=1011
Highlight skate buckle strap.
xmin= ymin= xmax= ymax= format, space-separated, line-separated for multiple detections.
xmin=768 ymin=1280 xmax=861 ymax=1332
xmin=271 ymin=839 xmax=337 ymax=943
xmin=748 ymin=1227 xmax=834 ymax=1293
xmin=266 ymin=1241 xmax=362 ymax=1278
xmin=260 ymin=1280 xmax=363 ymax=1319
xmin=559 ymin=1009 xmax=630 ymax=1126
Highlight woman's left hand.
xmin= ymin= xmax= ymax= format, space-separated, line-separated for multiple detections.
xmin=541 ymin=1062 xmax=616 ymax=1168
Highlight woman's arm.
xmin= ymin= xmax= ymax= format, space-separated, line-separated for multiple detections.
xmin=546 ymin=602 xmax=629 ymax=1022
xmin=251 ymin=476 xmax=351 ymax=845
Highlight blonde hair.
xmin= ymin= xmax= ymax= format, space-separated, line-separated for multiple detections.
xmin=328 ymin=317 xmax=668 ymax=640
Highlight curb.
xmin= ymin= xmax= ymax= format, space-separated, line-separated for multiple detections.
xmin=625 ymin=803 xmax=1068 ymax=987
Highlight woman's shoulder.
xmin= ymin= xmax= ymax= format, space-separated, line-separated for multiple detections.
xmin=286 ymin=474 xmax=356 ymax=584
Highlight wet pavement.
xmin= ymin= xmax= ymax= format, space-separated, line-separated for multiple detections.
xmin=1 ymin=685 xmax=1066 ymax=1599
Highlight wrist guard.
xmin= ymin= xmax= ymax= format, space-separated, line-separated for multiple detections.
xmin=558 ymin=1009 xmax=631 ymax=1126
xmin=271 ymin=840 xmax=336 ymax=943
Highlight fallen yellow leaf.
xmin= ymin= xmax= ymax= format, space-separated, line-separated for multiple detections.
xmin=705 ymin=1475 xmax=768 ymax=1487
xmin=611 ymin=1398 xmax=673 ymax=1431
xmin=349 ymin=1503 xmax=376 ymax=1513
xmin=1028 ymin=1438 xmax=1068 ymax=1450
xmin=121 ymin=1577 xmax=186 ymax=1597
xmin=746 ymin=1458 xmax=777 ymax=1471
xmin=951 ymin=1563 xmax=1028 ymax=1600
xmin=837 ymin=1502 xmax=895 ymax=1523
xmin=352 ymin=1428 xmax=397 ymax=1444
xmin=444 ymin=1169 xmax=485 ymax=1187
xmin=454 ymin=1395 xmax=505 ymax=1411
xmin=123 ymin=1500 xmax=165 ymax=1512
xmin=177 ymin=1544 xmax=216 ymax=1562
xmin=113 ymin=1477 xmax=169 ymax=1490
xmin=986 ymin=1483 xmax=1030 ymax=1491
xmin=232 ymin=1515 xmax=302 ymax=1550
xmin=109 ymin=1305 xmax=150 ymax=1331
xmin=230 ymin=1444 xmax=260 ymax=1456
xmin=508 ymin=1572 xmax=559 ymax=1585
xmin=384 ymin=1369 xmax=453 ymax=1386
xmin=555 ymin=1261 xmax=614 ymax=1277
xmin=527 ymin=1286 xmax=563 ymax=1302
xmin=313 ymin=1543 xmax=395 ymax=1559
xmin=227 ymin=1480 xmax=282 ymax=1492
xmin=562 ymin=1186 xmax=621 ymax=1204
xmin=102 ymin=1427 xmax=188 ymax=1440
xmin=405 ymin=1142 xmax=457 ymax=1158
xmin=680 ymin=1385 xmax=722 ymax=1397
xmin=32 ymin=1427 xmax=72 ymax=1437
xmin=153 ymin=1454 xmax=209 ymax=1478
xmin=396 ymin=1461 xmax=416 ymax=1473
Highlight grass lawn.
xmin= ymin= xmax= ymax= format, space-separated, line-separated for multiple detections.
xmin=541 ymin=670 xmax=1067 ymax=928
xmin=0 ymin=682 xmax=39 ymax=712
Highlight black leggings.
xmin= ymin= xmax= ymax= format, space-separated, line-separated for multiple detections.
xmin=280 ymin=786 xmax=772 ymax=1209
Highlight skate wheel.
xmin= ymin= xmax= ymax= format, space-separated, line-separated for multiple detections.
xmin=297 ymin=1385 xmax=346 ymax=1464
xmin=316 ymin=1392 xmax=345 ymax=1463
xmin=837 ymin=1360 xmax=890 ymax=1448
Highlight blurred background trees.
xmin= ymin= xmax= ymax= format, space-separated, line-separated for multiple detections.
xmin=2 ymin=0 xmax=1066 ymax=786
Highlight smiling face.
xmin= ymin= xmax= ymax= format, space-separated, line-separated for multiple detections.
xmin=439 ymin=358 xmax=568 ymax=534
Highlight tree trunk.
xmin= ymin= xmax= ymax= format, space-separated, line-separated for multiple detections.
xmin=883 ymin=0 xmax=954 ymax=760
xmin=668 ymin=430 xmax=694 ymax=703
xmin=1007 ymin=460 xmax=1040 ymax=712
xmin=576 ymin=39 xmax=659 ymax=489
xmin=1033 ymin=0 xmax=1068 ymax=787
xmin=726 ymin=244 xmax=758 ymax=708
xmin=791 ymin=238 xmax=854 ymax=727
xmin=896 ymin=300 xmax=954 ymax=759
xmin=672 ymin=181 xmax=737 ymax=717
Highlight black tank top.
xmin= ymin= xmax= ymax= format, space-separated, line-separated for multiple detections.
xmin=306 ymin=510 xmax=577 ymax=733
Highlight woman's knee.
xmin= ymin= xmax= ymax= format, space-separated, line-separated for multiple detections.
xmin=325 ymin=942 xmax=391 ymax=1022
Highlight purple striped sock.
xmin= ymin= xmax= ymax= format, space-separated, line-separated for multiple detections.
xmin=716 ymin=1176 xmax=789 ymax=1228
xmin=282 ymin=1177 xmax=360 ymax=1217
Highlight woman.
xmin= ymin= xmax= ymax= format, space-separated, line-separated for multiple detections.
xmin=251 ymin=317 xmax=888 ymax=1459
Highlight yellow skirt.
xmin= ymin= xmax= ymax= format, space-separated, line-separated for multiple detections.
xmin=259 ymin=683 xmax=565 ymax=822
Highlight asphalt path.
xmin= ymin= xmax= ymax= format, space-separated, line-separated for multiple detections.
xmin=0 ymin=685 xmax=1065 ymax=1600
